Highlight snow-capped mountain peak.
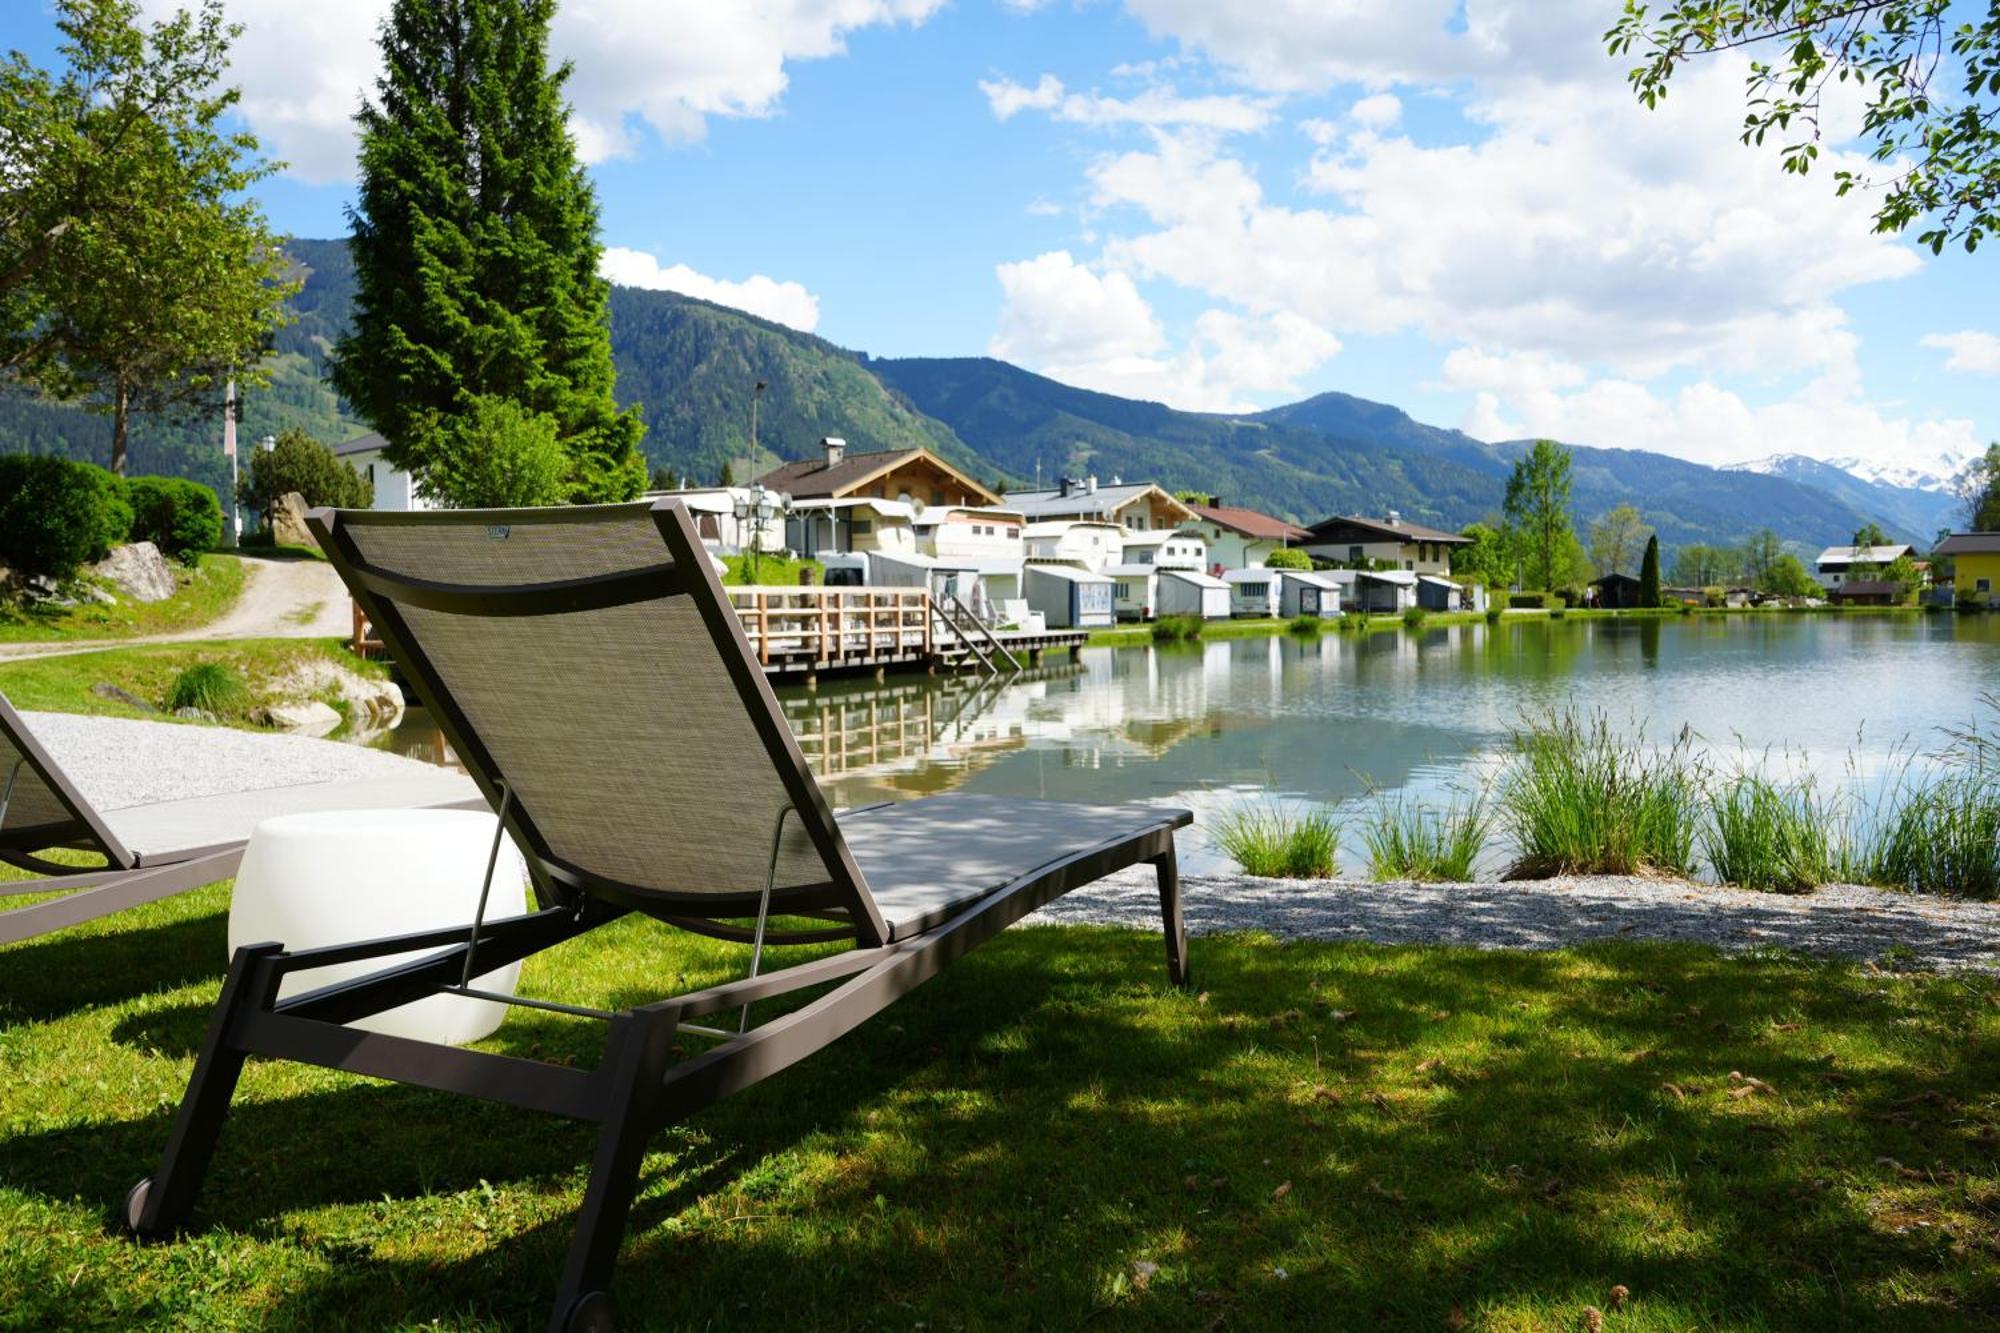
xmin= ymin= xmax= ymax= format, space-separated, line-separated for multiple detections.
xmin=1727 ymin=451 xmax=1972 ymax=495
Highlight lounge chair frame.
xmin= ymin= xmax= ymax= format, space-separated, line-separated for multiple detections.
xmin=127 ymin=501 xmax=1190 ymax=1333
xmin=0 ymin=694 xmax=246 ymax=947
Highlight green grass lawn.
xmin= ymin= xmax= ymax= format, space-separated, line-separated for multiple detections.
xmin=0 ymin=638 xmax=389 ymax=722
xmin=1 ymin=881 xmax=1995 ymax=1330
xmin=0 ymin=553 xmax=247 ymax=644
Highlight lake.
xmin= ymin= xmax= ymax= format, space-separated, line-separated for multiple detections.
xmin=373 ymin=613 xmax=2000 ymax=877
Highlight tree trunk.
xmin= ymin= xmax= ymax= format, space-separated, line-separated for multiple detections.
xmin=112 ymin=378 xmax=129 ymax=476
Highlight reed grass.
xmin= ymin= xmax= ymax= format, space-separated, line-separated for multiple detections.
xmin=1702 ymin=772 xmax=1838 ymax=893
xmin=1286 ymin=614 xmax=1324 ymax=636
xmin=162 ymin=662 xmax=252 ymax=719
xmin=1400 ymin=606 xmax=1428 ymax=629
xmin=1358 ymin=795 xmax=1490 ymax=882
xmin=1151 ymin=614 xmax=1204 ymax=643
xmin=1498 ymin=709 xmax=1703 ymax=878
xmin=1211 ymin=804 xmax=1341 ymax=878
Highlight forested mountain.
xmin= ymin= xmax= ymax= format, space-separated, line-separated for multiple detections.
xmin=1725 ymin=452 xmax=1960 ymax=542
xmin=0 ymin=235 xmax=1931 ymax=550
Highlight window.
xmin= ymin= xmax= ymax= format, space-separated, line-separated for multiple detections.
xmin=1241 ymin=583 xmax=1268 ymax=598
xmin=1006 ymin=526 xmax=1020 ymax=538
xmin=1405 ymin=560 xmax=1414 ymax=571
xmin=1127 ymin=515 xmax=1148 ymax=530
xmin=1349 ymin=545 xmax=1363 ymax=562
xmin=851 ymin=520 xmax=874 ymax=535
xmin=1980 ymin=578 xmax=1992 ymax=593
xmin=932 ymin=490 xmax=945 ymax=505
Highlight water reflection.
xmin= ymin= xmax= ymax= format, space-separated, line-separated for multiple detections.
xmin=367 ymin=614 xmax=2000 ymax=877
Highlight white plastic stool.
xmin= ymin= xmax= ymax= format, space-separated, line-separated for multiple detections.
xmin=227 ymin=808 xmax=528 ymax=1044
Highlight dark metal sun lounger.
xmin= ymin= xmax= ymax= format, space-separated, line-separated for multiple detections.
xmin=0 ymin=695 xmax=481 ymax=947
xmin=125 ymin=499 xmax=1191 ymax=1333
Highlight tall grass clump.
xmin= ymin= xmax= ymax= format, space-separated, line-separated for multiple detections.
xmin=1703 ymin=772 xmax=1837 ymax=892
xmin=1211 ymin=804 xmax=1341 ymax=878
xmin=1340 ymin=610 xmax=1370 ymax=633
xmin=1359 ymin=795 xmax=1490 ymax=882
xmin=1401 ymin=605 xmax=1428 ymax=629
xmin=1287 ymin=614 xmax=1324 ymax=636
xmin=1856 ymin=774 xmax=2000 ymax=899
xmin=1151 ymin=614 xmax=1204 ymax=643
xmin=1483 ymin=604 xmax=1504 ymax=626
xmin=164 ymin=662 xmax=251 ymax=719
xmin=1498 ymin=709 xmax=1703 ymax=878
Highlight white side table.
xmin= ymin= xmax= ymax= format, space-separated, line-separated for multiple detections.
xmin=228 ymin=808 xmax=528 ymax=1044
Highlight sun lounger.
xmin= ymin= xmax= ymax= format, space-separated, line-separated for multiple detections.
xmin=0 ymin=697 xmax=481 ymax=947
xmin=125 ymin=499 xmax=1190 ymax=1332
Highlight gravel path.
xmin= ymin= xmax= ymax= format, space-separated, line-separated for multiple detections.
xmin=0 ymin=555 xmax=352 ymax=662
xmin=1032 ymin=867 xmax=2000 ymax=971
xmin=23 ymin=710 xmax=455 ymax=811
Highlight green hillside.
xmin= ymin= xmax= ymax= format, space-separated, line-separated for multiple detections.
xmin=0 ymin=234 xmax=1923 ymax=551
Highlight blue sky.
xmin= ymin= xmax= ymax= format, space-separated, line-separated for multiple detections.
xmin=14 ymin=1 xmax=1997 ymax=476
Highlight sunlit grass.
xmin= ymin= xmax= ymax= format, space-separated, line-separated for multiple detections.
xmin=0 ymin=883 xmax=1994 ymax=1328
xmin=1499 ymin=709 xmax=1703 ymax=879
xmin=1211 ymin=803 xmax=1341 ymax=878
xmin=1358 ymin=794 xmax=1490 ymax=882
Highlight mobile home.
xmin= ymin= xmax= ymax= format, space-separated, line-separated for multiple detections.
xmin=1223 ymin=568 xmax=1281 ymax=618
xmin=1024 ymin=563 xmax=1116 ymax=628
xmin=1278 ymin=570 xmax=1342 ymax=618
xmin=1159 ymin=569 xmax=1232 ymax=619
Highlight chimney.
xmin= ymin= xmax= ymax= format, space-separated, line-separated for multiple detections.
xmin=1386 ymin=509 xmax=1401 ymax=526
xmin=1059 ymin=476 xmax=1076 ymax=498
xmin=1085 ymin=475 xmax=1099 ymax=493
xmin=820 ymin=437 xmax=846 ymax=468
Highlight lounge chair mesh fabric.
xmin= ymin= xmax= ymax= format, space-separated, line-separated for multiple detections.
xmin=340 ymin=510 xmax=833 ymax=899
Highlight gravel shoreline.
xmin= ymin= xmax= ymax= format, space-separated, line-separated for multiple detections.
xmin=1031 ymin=866 xmax=2000 ymax=972
xmin=23 ymin=713 xmax=1999 ymax=971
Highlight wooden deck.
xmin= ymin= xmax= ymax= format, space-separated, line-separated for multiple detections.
xmin=356 ymin=590 xmax=1084 ymax=680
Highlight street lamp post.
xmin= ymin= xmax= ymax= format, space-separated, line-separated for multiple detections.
xmin=748 ymin=379 xmax=767 ymax=485
xmin=732 ymin=482 xmax=790 ymax=584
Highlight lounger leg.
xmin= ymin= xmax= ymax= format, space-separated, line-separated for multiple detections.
xmin=125 ymin=943 xmax=281 ymax=1236
xmin=549 ymin=1009 xmax=679 ymax=1333
xmin=1154 ymin=848 xmax=1189 ymax=988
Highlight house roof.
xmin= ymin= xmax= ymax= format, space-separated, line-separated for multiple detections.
xmin=1003 ymin=482 xmax=1194 ymax=523
xmin=755 ymin=447 xmax=999 ymax=505
xmin=1278 ymin=570 xmax=1340 ymax=589
xmin=1815 ymin=543 xmax=1912 ymax=565
xmin=1222 ymin=569 xmax=1278 ymax=583
xmin=1022 ymin=519 xmax=1119 ymax=538
xmin=1023 ymin=563 xmax=1112 ymax=583
xmin=1933 ymin=533 xmax=2000 ymax=556
xmin=332 ymin=431 xmax=387 ymax=459
xmin=1188 ymin=503 xmax=1310 ymax=542
xmin=1161 ymin=569 xmax=1229 ymax=588
xmin=1305 ymin=513 xmax=1471 ymax=546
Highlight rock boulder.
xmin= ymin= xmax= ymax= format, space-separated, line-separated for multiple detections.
xmin=90 ymin=542 xmax=178 ymax=602
xmin=272 ymin=492 xmax=320 ymax=551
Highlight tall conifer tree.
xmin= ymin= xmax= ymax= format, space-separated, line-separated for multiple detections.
xmin=333 ymin=0 xmax=644 ymax=505
xmin=1638 ymin=534 xmax=1661 ymax=608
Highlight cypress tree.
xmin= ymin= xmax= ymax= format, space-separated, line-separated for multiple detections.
xmin=332 ymin=0 xmax=644 ymax=505
xmin=1639 ymin=533 xmax=1661 ymax=607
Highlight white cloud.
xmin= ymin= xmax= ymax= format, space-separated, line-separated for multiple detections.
xmin=140 ymin=0 xmax=943 ymax=183
xmin=1923 ymin=330 xmax=2000 ymax=376
xmin=600 ymin=247 xmax=821 ymax=331
xmin=1441 ymin=346 xmax=1982 ymax=471
xmin=1079 ymin=55 xmax=1913 ymax=385
xmin=978 ymin=74 xmax=1274 ymax=133
xmin=988 ymin=250 xmax=1338 ymax=411
xmin=1349 ymin=92 xmax=1401 ymax=130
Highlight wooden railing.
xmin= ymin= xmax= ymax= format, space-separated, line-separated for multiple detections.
xmin=725 ymin=586 xmax=933 ymax=666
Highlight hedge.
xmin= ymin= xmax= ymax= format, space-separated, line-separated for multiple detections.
xmin=126 ymin=476 xmax=224 ymax=565
xmin=0 ymin=454 xmax=131 ymax=581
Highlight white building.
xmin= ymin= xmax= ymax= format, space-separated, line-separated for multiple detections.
xmin=1023 ymin=520 xmax=1123 ymax=572
xmin=1185 ymin=500 xmax=1311 ymax=571
xmin=1118 ymin=529 xmax=1207 ymax=570
xmin=783 ymin=497 xmax=919 ymax=559
xmin=1223 ymin=568 xmax=1282 ymax=618
xmin=1301 ymin=511 xmax=1470 ymax=576
xmin=912 ymin=506 xmax=1026 ymax=561
xmin=1004 ymin=477 xmax=1196 ymax=532
xmin=332 ymin=432 xmax=430 ymax=512
xmin=1813 ymin=543 xmax=1913 ymax=591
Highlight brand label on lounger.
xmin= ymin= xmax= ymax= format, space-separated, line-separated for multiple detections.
xmin=487 ymin=525 xmax=511 ymax=540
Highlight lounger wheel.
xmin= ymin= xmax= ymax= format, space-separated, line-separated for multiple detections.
xmin=561 ymin=1290 xmax=615 ymax=1333
xmin=121 ymin=1177 xmax=154 ymax=1236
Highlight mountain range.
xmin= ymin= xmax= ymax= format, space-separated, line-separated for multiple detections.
xmin=0 ymin=236 xmax=1962 ymax=552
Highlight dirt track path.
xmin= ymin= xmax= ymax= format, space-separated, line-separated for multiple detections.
xmin=0 ymin=555 xmax=353 ymax=663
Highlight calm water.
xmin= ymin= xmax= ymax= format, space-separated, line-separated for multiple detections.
xmin=370 ymin=614 xmax=2000 ymax=876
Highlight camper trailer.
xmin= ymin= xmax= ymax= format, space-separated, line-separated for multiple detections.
xmin=1158 ymin=569 xmax=1232 ymax=619
xmin=1278 ymin=570 xmax=1342 ymax=618
xmin=1224 ymin=569 xmax=1282 ymax=618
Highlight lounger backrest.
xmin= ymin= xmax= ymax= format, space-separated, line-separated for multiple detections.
xmin=313 ymin=501 xmax=887 ymax=944
xmin=0 ymin=693 xmax=132 ymax=868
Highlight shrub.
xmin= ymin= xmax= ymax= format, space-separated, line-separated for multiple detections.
xmin=1212 ymin=805 xmax=1341 ymax=878
xmin=164 ymin=662 xmax=251 ymax=719
xmin=1359 ymin=795 xmax=1490 ymax=881
xmin=1498 ymin=709 xmax=1704 ymax=878
xmin=1151 ymin=614 xmax=1204 ymax=643
xmin=1340 ymin=609 xmax=1370 ymax=632
xmin=1549 ymin=606 xmax=1567 ymax=621
xmin=125 ymin=476 xmax=223 ymax=564
xmin=1286 ymin=614 xmax=1324 ymax=635
xmin=238 ymin=427 xmax=372 ymax=516
xmin=1262 ymin=547 xmax=1312 ymax=571
xmin=1509 ymin=591 xmax=1558 ymax=610
xmin=0 ymin=453 xmax=130 ymax=580
xmin=415 ymin=397 xmax=570 ymax=507
xmin=1401 ymin=605 xmax=1428 ymax=629
xmin=1483 ymin=604 xmax=1504 ymax=625
xmin=1703 ymin=773 xmax=1838 ymax=892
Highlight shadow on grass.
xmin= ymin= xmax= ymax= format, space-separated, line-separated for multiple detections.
xmin=1 ymin=930 xmax=1995 ymax=1329
xmin=0 ymin=902 xmax=227 ymax=1025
